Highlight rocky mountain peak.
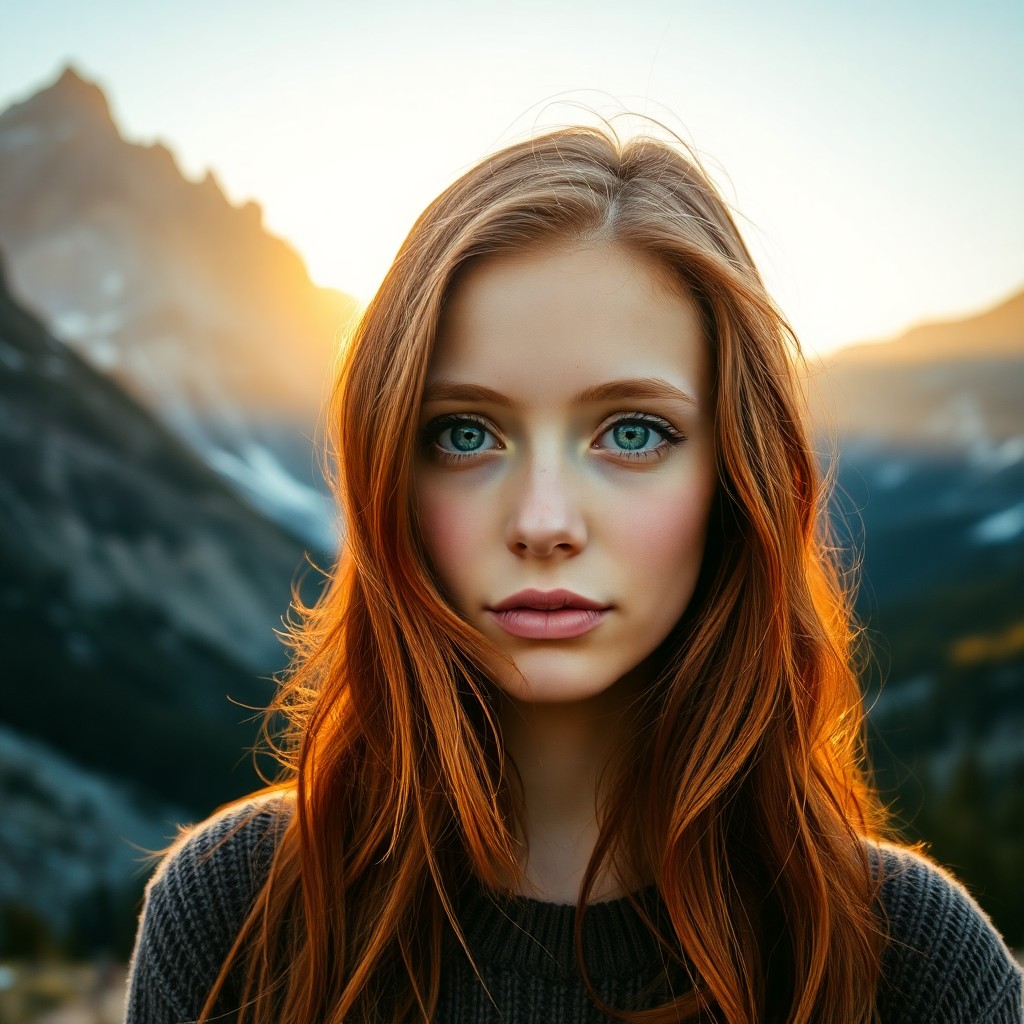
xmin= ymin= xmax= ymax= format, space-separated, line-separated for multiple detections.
xmin=0 ymin=64 xmax=117 ymax=136
xmin=0 ymin=70 xmax=357 ymax=548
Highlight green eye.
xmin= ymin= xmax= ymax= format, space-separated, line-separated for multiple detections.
xmin=611 ymin=423 xmax=652 ymax=451
xmin=448 ymin=423 xmax=487 ymax=452
xmin=597 ymin=413 xmax=686 ymax=461
xmin=421 ymin=415 xmax=500 ymax=462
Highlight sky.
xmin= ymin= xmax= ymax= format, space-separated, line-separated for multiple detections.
xmin=2 ymin=0 xmax=1022 ymax=356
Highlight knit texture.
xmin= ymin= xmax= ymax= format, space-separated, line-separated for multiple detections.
xmin=125 ymin=795 xmax=1023 ymax=1023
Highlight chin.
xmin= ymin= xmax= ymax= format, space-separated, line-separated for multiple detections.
xmin=487 ymin=656 xmax=640 ymax=707
xmin=498 ymin=680 xmax=618 ymax=705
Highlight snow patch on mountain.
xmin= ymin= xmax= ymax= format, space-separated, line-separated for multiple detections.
xmin=52 ymin=308 xmax=125 ymax=341
xmin=985 ymin=436 xmax=1024 ymax=472
xmin=83 ymin=336 xmax=119 ymax=369
xmin=971 ymin=502 xmax=1024 ymax=545
xmin=209 ymin=443 xmax=335 ymax=550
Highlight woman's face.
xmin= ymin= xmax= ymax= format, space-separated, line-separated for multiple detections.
xmin=414 ymin=243 xmax=717 ymax=704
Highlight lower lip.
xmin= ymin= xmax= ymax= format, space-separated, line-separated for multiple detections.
xmin=488 ymin=608 xmax=609 ymax=640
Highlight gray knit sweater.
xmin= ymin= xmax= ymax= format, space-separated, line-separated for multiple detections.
xmin=125 ymin=797 xmax=1023 ymax=1023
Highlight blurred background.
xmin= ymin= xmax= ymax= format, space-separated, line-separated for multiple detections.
xmin=0 ymin=0 xmax=1021 ymax=1019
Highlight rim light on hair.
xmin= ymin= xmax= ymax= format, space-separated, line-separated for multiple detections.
xmin=198 ymin=124 xmax=888 ymax=1024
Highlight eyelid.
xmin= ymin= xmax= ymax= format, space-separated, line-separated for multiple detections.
xmin=595 ymin=410 xmax=686 ymax=442
xmin=419 ymin=412 xmax=504 ymax=462
xmin=593 ymin=411 xmax=688 ymax=462
xmin=420 ymin=412 xmax=502 ymax=440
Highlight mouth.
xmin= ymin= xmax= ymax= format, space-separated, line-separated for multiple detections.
xmin=486 ymin=589 xmax=610 ymax=640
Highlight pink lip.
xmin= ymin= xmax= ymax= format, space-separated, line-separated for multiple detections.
xmin=487 ymin=589 xmax=610 ymax=640
xmin=490 ymin=589 xmax=607 ymax=612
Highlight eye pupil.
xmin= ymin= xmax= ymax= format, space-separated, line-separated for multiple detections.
xmin=613 ymin=423 xmax=650 ymax=450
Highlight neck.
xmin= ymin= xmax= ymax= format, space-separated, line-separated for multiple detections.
xmin=496 ymin=676 xmax=644 ymax=903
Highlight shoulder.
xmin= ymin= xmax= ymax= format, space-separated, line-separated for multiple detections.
xmin=144 ymin=790 xmax=292 ymax=912
xmin=125 ymin=790 xmax=294 ymax=1024
xmin=868 ymin=842 xmax=1023 ymax=1023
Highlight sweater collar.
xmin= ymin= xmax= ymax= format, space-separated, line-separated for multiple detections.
xmin=454 ymin=883 xmax=672 ymax=981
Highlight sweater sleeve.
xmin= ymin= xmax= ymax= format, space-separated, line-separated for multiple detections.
xmin=873 ymin=843 xmax=1023 ymax=1024
xmin=123 ymin=796 xmax=289 ymax=1024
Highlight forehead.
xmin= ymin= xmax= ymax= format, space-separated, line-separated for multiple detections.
xmin=428 ymin=244 xmax=710 ymax=405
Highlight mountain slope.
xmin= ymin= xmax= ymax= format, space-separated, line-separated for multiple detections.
xmin=812 ymin=284 xmax=1024 ymax=601
xmin=809 ymin=286 xmax=1024 ymax=448
xmin=0 ymin=723 xmax=182 ymax=947
xmin=0 ymin=66 xmax=357 ymax=547
xmin=833 ymin=288 xmax=1024 ymax=363
xmin=810 ymin=285 xmax=1024 ymax=942
xmin=0 ymin=249 xmax=310 ymax=812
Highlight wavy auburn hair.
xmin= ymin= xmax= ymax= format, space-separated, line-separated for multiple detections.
xmin=200 ymin=125 xmax=889 ymax=1023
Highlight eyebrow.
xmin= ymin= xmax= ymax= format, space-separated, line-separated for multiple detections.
xmin=422 ymin=376 xmax=697 ymax=407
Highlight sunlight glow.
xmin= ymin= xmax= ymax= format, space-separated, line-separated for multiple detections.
xmin=2 ymin=0 xmax=1022 ymax=356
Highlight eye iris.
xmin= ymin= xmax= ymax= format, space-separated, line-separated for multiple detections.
xmin=450 ymin=423 xmax=486 ymax=452
xmin=613 ymin=423 xmax=651 ymax=450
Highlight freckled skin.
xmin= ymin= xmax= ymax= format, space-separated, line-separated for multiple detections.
xmin=414 ymin=244 xmax=717 ymax=705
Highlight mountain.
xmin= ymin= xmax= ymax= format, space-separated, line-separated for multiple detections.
xmin=0 ymin=66 xmax=357 ymax=548
xmin=0 ymin=244 xmax=321 ymax=949
xmin=809 ymin=287 xmax=1024 ymax=451
xmin=828 ymin=289 xmax=1024 ymax=364
xmin=811 ymin=286 xmax=1024 ymax=599
xmin=0 ymin=723 xmax=181 ymax=951
xmin=810 ymin=287 xmax=1024 ymax=942
xmin=0 ymin=246 xmax=314 ymax=810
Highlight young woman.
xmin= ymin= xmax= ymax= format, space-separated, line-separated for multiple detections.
xmin=125 ymin=126 xmax=1023 ymax=1023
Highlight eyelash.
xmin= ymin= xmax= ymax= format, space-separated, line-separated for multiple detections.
xmin=419 ymin=414 xmax=501 ymax=464
xmin=419 ymin=412 xmax=687 ymax=464
xmin=596 ymin=412 xmax=687 ymax=461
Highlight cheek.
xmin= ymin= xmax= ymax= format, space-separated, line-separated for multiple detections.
xmin=415 ymin=482 xmax=483 ymax=597
xmin=617 ymin=481 xmax=714 ymax=593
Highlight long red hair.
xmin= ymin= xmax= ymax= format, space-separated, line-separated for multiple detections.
xmin=199 ymin=125 xmax=889 ymax=1023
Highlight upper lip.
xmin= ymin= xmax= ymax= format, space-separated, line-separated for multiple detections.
xmin=489 ymin=589 xmax=608 ymax=612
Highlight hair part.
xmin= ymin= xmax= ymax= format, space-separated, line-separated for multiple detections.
xmin=198 ymin=123 xmax=890 ymax=1024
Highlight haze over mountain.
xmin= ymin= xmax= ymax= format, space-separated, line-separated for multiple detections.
xmin=831 ymin=289 xmax=1024 ymax=364
xmin=0 ymin=66 xmax=358 ymax=549
xmin=811 ymin=287 xmax=1024 ymax=450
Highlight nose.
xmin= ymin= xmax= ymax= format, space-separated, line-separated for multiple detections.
xmin=504 ymin=453 xmax=587 ymax=558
